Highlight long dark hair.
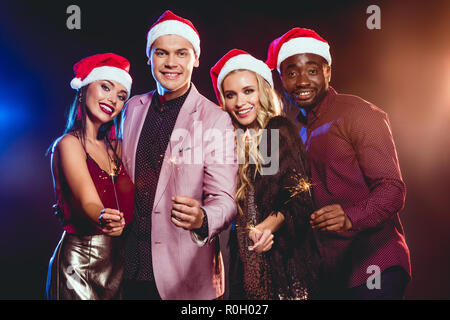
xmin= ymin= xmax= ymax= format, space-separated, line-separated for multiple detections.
xmin=46 ymin=84 xmax=122 ymax=163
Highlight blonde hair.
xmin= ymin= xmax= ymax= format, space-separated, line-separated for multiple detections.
xmin=220 ymin=70 xmax=282 ymax=215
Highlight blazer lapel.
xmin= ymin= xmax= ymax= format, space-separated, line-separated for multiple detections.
xmin=125 ymin=91 xmax=154 ymax=183
xmin=153 ymin=84 xmax=199 ymax=210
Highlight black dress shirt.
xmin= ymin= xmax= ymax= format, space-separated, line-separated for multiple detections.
xmin=124 ymin=87 xmax=196 ymax=281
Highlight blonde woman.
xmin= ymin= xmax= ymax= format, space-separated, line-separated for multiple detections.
xmin=210 ymin=49 xmax=320 ymax=300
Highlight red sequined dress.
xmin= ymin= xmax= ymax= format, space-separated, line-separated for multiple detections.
xmin=46 ymin=137 xmax=134 ymax=300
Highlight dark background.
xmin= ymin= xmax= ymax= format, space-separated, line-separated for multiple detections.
xmin=0 ymin=0 xmax=449 ymax=299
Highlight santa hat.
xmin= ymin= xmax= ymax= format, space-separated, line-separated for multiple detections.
xmin=70 ymin=53 xmax=132 ymax=95
xmin=266 ymin=27 xmax=331 ymax=72
xmin=146 ymin=10 xmax=200 ymax=58
xmin=210 ymin=49 xmax=273 ymax=104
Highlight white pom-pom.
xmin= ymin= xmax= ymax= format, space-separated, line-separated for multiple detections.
xmin=70 ymin=77 xmax=82 ymax=89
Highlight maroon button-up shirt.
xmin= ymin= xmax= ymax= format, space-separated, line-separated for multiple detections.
xmin=293 ymin=87 xmax=411 ymax=288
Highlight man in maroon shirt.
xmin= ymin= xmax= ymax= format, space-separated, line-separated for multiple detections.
xmin=266 ymin=28 xmax=411 ymax=299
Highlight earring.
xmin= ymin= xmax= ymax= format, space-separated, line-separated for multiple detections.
xmin=76 ymin=103 xmax=82 ymax=121
xmin=108 ymin=124 xmax=117 ymax=140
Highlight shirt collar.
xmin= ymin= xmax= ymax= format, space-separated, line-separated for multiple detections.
xmin=156 ymin=84 xmax=192 ymax=110
xmin=297 ymin=86 xmax=337 ymax=126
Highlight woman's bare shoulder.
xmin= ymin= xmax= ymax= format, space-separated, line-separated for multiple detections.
xmin=50 ymin=133 xmax=86 ymax=166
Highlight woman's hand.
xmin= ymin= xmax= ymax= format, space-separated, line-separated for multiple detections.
xmin=248 ymin=227 xmax=274 ymax=253
xmin=99 ymin=208 xmax=125 ymax=236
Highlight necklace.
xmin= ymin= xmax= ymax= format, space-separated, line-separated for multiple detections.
xmin=74 ymin=130 xmax=121 ymax=212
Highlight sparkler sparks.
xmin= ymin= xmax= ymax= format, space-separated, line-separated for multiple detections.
xmin=286 ymin=172 xmax=312 ymax=199
xmin=235 ymin=223 xmax=260 ymax=233
xmin=245 ymin=224 xmax=259 ymax=233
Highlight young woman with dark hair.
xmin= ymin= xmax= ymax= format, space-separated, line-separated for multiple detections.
xmin=46 ymin=53 xmax=134 ymax=300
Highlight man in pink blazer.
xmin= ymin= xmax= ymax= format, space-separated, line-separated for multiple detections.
xmin=120 ymin=10 xmax=237 ymax=299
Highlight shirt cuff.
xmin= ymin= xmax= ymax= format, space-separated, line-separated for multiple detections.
xmin=343 ymin=205 xmax=372 ymax=232
xmin=191 ymin=208 xmax=209 ymax=244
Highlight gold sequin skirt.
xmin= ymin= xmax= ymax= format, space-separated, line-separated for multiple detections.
xmin=46 ymin=231 xmax=124 ymax=300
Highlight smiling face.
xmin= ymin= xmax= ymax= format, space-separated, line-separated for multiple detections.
xmin=149 ymin=34 xmax=199 ymax=100
xmin=222 ymin=70 xmax=261 ymax=129
xmin=280 ymin=53 xmax=331 ymax=111
xmin=85 ymin=80 xmax=127 ymax=124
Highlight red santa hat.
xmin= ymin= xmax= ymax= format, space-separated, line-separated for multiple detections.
xmin=210 ymin=49 xmax=274 ymax=104
xmin=266 ymin=27 xmax=331 ymax=72
xmin=146 ymin=10 xmax=201 ymax=59
xmin=70 ymin=53 xmax=132 ymax=95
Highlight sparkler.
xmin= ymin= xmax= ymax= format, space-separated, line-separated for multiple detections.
xmin=169 ymin=156 xmax=179 ymax=196
xmin=286 ymin=172 xmax=312 ymax=200
xmin=235 ymin=223 xmax=261 ymax=236
xmin=245 ymin=224 xmax=258 ymax=232
xmin=168 ymin=143 xmax=179 ymax=196
xmin=109 ymin=171 xmax=121 ymax=212
xmin=168 ymin=144 xmax=183 ymax=222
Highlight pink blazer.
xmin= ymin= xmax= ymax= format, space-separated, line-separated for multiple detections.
xmin=121 ymin=84 xmax=237 ymax=299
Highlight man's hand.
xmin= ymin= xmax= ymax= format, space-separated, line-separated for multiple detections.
xmin=310 ymin=204 xmax=352 ymax=233
xmin=171 ymin=196 xmax=204 ymax=230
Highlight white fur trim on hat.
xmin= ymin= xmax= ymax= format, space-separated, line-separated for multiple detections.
xmin=70 ymin=77 xmax=83 ymax=90
xmin=277 ymin=37 xmax=331 ymax=71
xmin=146 ymin=20 xmax=201 ymax=58
xmin=217 ymin=54 xmax=274 ymax=94
xmin=71 ymin=66 xmax=132 ymax=95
